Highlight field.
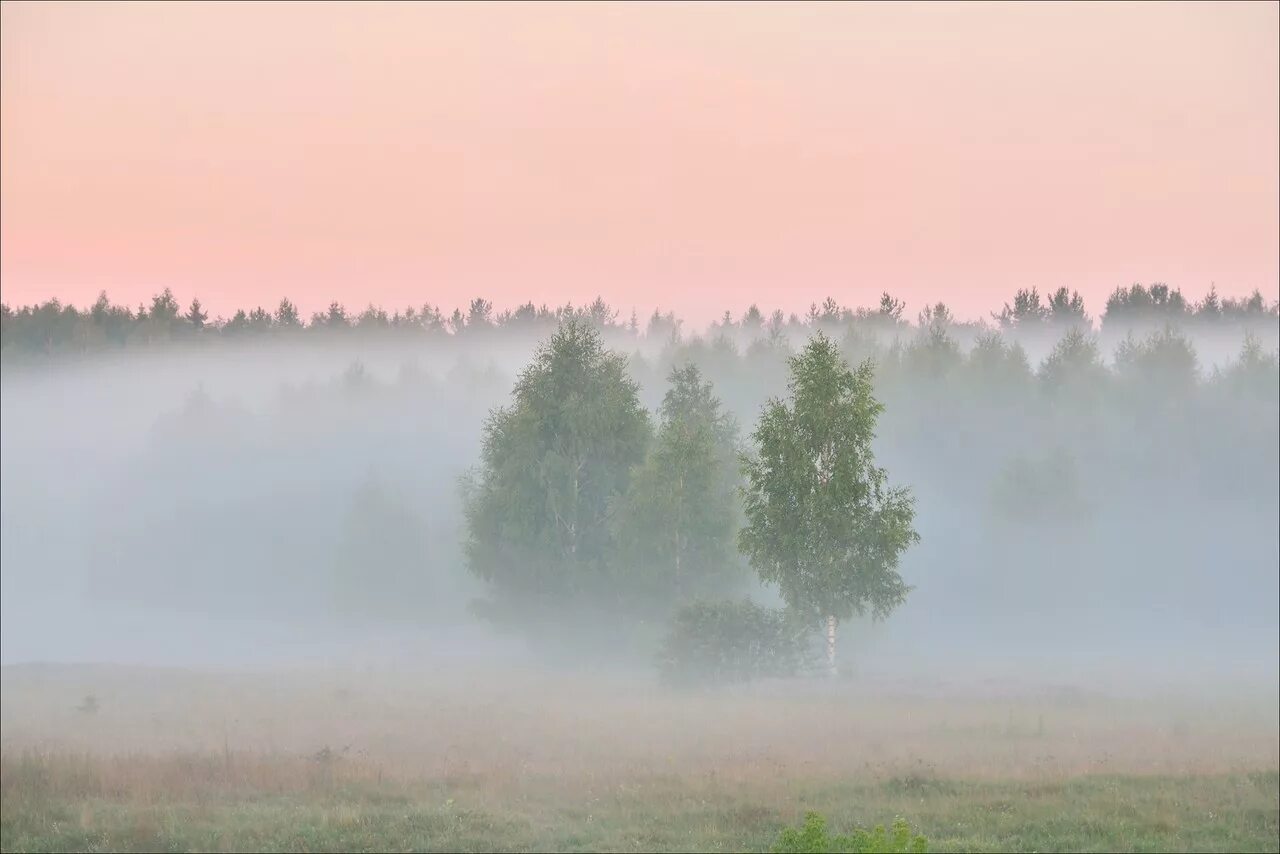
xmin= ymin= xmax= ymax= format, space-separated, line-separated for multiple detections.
xmin=1 ymin=663 xmax=1277 ymax=853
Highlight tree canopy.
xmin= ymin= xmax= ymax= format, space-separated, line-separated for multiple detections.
xmin=740 ymin=333 xmax=919 ymax=625
xmin=461 ymin=317 xmax=650 ymax=606
xmin=616 ymin=363 xmax=744 ymax=606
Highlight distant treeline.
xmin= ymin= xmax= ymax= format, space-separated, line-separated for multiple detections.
xmin=3 ymin=278 xmax=1276 ymax=668
xmin=1 ymin=283 xmax=1276 ymax=359
xmin=115 ymin=292 xmax=1278 ymax=645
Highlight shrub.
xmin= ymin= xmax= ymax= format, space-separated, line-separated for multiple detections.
xmin=656 ymin=598 xmax=814 ymax=687
xmin=772 ymin=812 xmax=927 ymax=854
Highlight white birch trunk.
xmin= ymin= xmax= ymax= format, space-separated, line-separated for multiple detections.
xmin=826 ymin=614 xmax=837 ymax=677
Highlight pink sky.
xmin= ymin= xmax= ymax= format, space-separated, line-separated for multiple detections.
xmin=2 ymin=1 xmax=1277 ymax=325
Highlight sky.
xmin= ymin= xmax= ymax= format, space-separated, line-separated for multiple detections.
xmin=1 ymin=1 xmax=1277 ymax=325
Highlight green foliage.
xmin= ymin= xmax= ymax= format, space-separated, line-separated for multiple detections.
xmin=616 ymin=363 xmax=744 ymax=605
xmin=4 ymin=763 xmax=1276 ymax=853
xmin=965 ymin=332 xmax=1032 ymax=403
xmin=330 ymin=476 xmax=431 ymax=622
xmin=992 ymin=286 xmax=1048 ymax=330
xmin=739 ymin=333 xmax=919 ymax=624
xmin=1113 ymin=326 xmax=1199 ymax=400
xmin=900 ymin=322 xmax=961 ymax=384
xmin=2 ymin=285 xmax=1276 ymax=367
xmin=989 ymin=448 xmax=1092 ymax=526
xmin=461 ymin=317 xmax=650 ymax=604
xmin=1038 ymin=327 xmax=1107 ymax=400
xmin=1047 ymin=286 xmax=1090 ymax=327
xmin=656 ymin=598 xmax=813 ymax=687
xmin=772 ymin=812 xmax=927 ymax=854
xmin=1221 ymin=334 xmax=1280 ymax=403
xmin=1103 ymin=282 xmax=1191 ymax=328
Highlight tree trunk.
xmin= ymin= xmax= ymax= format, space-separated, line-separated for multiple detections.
xmin=674 ymin=475 xmax=684 ymax=600
xmin=826 ymin=615 xmax=837 ymax=677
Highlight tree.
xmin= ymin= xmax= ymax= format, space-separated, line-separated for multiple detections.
xmin=646 ymin=309 xmax=682 ymax=343
xmin=1102 ymin=282 xmax=1189 ymax=331
xmin=1046 ymin=287 xmax=1089 ymax=328
xmin=1221 ymin=288 xmax=1274 ymax=322
xmin=150 ymin=288 xmax=181 ymax=324
xmin=462 ymin=297 xmax=494 ymax=333
xmin=137 ymin=288 xmax=181 ymax=342
xmin=1113 ymin=326 xmax=1199 ymax=404
xmin=223 ymin=309 xmax=250 ymax=336
xmin=965 ymin=332 xmax=1032 ymax=404
xmin=990 ymin=448 xmax=1092 ymax=527
xmin=461 ymin=317 xmax=650 ymax=611
xmin=246 ymin=306 xmax=273 ymax=332
xmin=356 ymin=304 xmax=389 ymax=330
xmin=900 ymin=317 xmax=961 ymax=385
xmin=992 ymin=287 xmax=1048 ymax=330
xmin=877 ymin=292 xmax=906 ymax=323
xmin=0 ymin=303 xmax=11 ymax=353
xmin=617 ymin=363 xmax=742 ymax=607
xmin=739 ymin=333 xmax=919 ymax=676
xmin=275 ymin=298 xmax=302 ymax=328
xmin=311 ymin=301 xmax=349 ymax=329
xmin=1196 ymin=285 xmax=1222 ymax=322
xmin=1222 ymin=334 xmax=1279 ymax=402
xmin=584 ymin=296 xmax=618 ymax=329
xmin=331 ymin=475 xmax=430 ymax=622
xmin=184 ymin=298 xmax=208 ymax=331
xmin=1039 ymin=327 xmax=1107 ymax=402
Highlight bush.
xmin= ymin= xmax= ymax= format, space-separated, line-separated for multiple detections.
xmin=772 ymin=812 xmax=927 ymax=854
xmin=656 ymin=598 xmax=814 ymax=687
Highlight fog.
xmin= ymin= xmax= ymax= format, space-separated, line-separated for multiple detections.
xmin=2 ymin=297 xmax=1277 ymax=698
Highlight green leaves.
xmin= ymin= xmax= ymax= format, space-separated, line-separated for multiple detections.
xmin=1038 ymin=327 xmax=1106 ymax=400
xmin=465 ymin=324 xmax=919 ymax=650
xmin=739 ymin=333 xmax=919 ymax=624
xmin=772 ymin=812 xmax=928 ymax=854
xmin=616 ymin=363 xmax=744 ymax=606
xmin=656 ymin=599 xmax=814 ymax=687
xmin=462 ymin=318 xmax=650 ymax=603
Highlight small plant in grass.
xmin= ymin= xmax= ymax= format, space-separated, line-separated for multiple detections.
xmin=311 ymin=745 xmax=349 ymax=764
xmin=772 ymin=812 xmax=927 ymax=854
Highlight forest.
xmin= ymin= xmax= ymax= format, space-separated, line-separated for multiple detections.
xmin=4 ymin=1 xmax=1276 ymax=848
xmin=2 ymin=282 xmax=1277 ymax=361
xmin=2 ymin=282 xmax=1276 ymax=685
xmin=3 ymin=282 xmax=1278 ymax=852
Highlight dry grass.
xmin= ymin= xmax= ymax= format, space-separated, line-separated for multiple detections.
xmin=2 ymin=663 xmax=1277 ymax=852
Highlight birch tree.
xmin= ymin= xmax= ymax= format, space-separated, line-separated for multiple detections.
xmin=739 ymin=333 xmax=919 ymax=675
xmin=461 ymin=317 xmax=650 ymax=607
xmin=617 ymin=363 xmax=742 ymax=606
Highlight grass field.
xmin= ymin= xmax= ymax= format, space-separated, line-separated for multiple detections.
xmin=2 ymin=663 xmax=1277 ymax=852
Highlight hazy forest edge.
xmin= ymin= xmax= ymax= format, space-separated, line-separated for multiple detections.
xmin=2 ymin=284 xmax=1278 ymax=362
xmin=1 ymin=281 xmax=1277 ymax=682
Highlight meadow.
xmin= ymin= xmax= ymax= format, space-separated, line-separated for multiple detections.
xmin=2 ymin=663 xmax=1276 ymax=853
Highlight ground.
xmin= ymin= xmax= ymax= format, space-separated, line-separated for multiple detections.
xmin=2 ymin=663 xmax=1276 ymax=853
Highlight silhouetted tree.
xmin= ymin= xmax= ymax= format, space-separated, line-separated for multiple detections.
xmin=184 ymin=298 xmax=208 ymax=331
xmin=1039 ymin=328 xmax=1107 ymax=402
xmin=993 ymin=287 xmax=1048 ymax=330
xmin=275 ymin=298 xmax=302 ymax=328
